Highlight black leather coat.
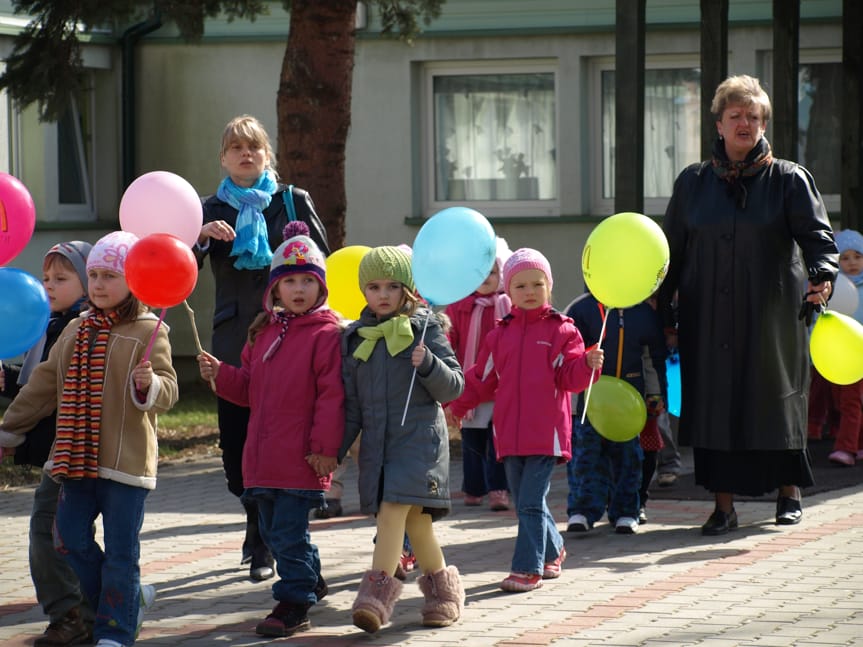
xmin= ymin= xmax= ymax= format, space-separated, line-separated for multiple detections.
xmin=659 ymin=156 xmax=838 ymax=452
xmin=195 ymin=184 xmax=330 ymax=366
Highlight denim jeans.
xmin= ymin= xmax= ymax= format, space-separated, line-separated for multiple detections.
xmin=54 ymin=478 xmax=148 ymax=646
xmin=30 ymin=472 xmax=92 ymax=624
xmin=243 ymin=488 xmax=324 ymax=605
xmin=567 ymin=420 xmax=643 ymax=524
xmin=461 ymin=423 xmax=509 ymax=496
xmin=503 ymin=455 xmax=564 ymax=575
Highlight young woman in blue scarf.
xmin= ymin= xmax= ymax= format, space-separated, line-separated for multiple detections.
xmin=194 ymin=114 xmax=330 ymax=582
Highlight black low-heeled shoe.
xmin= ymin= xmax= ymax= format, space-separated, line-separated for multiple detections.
xmin=775 ymin=496 xmax=803 ymax=525
xmin=701 ymin=507 xmax=738 ymax=536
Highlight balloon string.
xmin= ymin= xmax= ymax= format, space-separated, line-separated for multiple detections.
xmin=141 ymin=308 xmax=167 ymax=363
xmin=183 ymin=300 xmax=217 ymax=392
xmin=401 ymin=309 xmax=432 ymax=427
xmin=580 ymin=306 xmax=610 ymax=425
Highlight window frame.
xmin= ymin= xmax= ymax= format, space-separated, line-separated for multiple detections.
xmin=422 ymin=59 xmax=561 ymax=219
xmin=589 ymin=54 xmax=702 ymax=217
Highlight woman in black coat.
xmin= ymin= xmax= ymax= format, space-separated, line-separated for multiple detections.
xmin=658 ymin=75 xmax=838 ymax=536
xmin=194 ymin=115 xmax=330 ymax=579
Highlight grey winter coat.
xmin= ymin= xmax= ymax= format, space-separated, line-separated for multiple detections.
xmin=659 ymin=152 xmax=838 ymax=452
xmin=340 ymin=307 xmax=464 ymax=517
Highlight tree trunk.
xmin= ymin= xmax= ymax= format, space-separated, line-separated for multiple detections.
xmin=277 ymin=0 xmax=357 ymax=250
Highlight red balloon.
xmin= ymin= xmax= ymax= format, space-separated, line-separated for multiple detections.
xmin=125 ymin=233 xmax=198 ymax=308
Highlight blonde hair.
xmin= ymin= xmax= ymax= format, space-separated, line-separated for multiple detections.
xmin=711 ymin=75 xmax=772 ymax=122
xmin=220 ymin=115 xmax=278 ymax=176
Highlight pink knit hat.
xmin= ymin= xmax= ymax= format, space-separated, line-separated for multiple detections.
xmin=503 ymin=247 xmax=553 ymax=296
xmin=86 ymin=231 xmax=139 ymax=275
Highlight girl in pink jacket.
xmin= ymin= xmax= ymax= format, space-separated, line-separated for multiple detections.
xmin=450 ymin=248 xmax=604 ymax=593
xmin=198 ymin=222 xmax=344 ymax=639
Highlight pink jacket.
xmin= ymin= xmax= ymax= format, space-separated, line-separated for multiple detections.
xmin=449 ymin=304 xmax=596 ymax=462
xmin=445 ymin=291 xmax=511 ymax=370
xmin=216 ymin=309 xmax=344 ymax=491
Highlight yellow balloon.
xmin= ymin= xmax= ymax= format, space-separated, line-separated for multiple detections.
xmin=581 ymin=212 xmax=670 ymax=307
xmin=326 ymin=245 xmax=371 ymax=320
xmin=586 ymin=375 xmax=647 ymax=442
xmin=810 ymin=310 xmax=863 ymax=385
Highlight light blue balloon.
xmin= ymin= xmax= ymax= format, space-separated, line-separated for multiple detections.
xmin=0 ymin=267 xmax=50 ymax=359
xmin=412 ymin=207 xmax=496 ymax=306
xmin=666 ymin=352 xmax=681 ymax=417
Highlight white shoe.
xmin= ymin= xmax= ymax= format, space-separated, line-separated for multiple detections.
xmin=136 ymin=583 xmax=157 ymax=637
xmin=615 ymin=517 xmax=639 ymax=534
xmin=95 ymin=640 xmax=126 ymax=647
xmin=566 ymin=514 xmax=591 ymax=532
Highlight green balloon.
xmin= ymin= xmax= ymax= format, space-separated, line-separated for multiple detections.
xmin=582 ymin=212 xmax=670 ymax=308
xmin=586 ymin=375 xmax=647 ymax=442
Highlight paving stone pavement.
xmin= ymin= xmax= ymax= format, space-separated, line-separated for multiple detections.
xmin=2 ymin=451 xmax=862 ymax=646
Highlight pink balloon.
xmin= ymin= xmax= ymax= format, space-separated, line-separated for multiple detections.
xmin=119 ymin=171 xmax=203 ymax=247
xmin=0 ymin=173 xmax=36 ymax=266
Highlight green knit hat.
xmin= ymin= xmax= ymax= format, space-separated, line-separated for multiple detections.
xmin=358 ymin=246 xmax=415 ymax=292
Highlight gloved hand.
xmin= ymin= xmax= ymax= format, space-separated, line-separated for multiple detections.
xmin=798 ymin=296 xmax=824 ymax=327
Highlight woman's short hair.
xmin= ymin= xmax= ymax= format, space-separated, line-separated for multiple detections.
xmin=710 ymin=75 xmax=772 ymax=122
xmin=219 ymin=114 xmax=278 ymax=175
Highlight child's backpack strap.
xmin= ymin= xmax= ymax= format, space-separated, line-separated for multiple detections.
xmin=282 ymin=185 xmax=297 ymax=222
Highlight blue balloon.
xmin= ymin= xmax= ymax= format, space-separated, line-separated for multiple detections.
xmin=412 ymin=207 xmax=496 ymax=306
xmin=0 ymin=267 xmax=50 ymax=359
xmin=666 ymin=352 xmax=681 ymax=417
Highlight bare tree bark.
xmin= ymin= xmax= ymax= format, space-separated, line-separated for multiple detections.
xmin=277 ymin=0 xmax=357 ymax=250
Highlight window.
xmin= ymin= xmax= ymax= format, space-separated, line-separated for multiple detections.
xmin=595 ymin=60 xmax=701 ymax=215
xmin=425 ymin=62 xmax=558 ymax=217
xmin=761 ymin=49 xmax=841 ymax=211
xmin=44 ymin=88 xmax=95 ymax=220
xmin=798 ymin=62 xmax=841 ymax=196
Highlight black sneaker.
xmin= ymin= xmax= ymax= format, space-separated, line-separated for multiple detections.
xmin=255 ymin=602 xmax=311 ymax=637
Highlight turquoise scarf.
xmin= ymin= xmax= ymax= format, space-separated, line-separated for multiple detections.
xmin=217 ymin=170 xmax=278 ymax=270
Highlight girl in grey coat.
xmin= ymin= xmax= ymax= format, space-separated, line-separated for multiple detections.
xmin=340 ymin=246 xmax=465 ymax=634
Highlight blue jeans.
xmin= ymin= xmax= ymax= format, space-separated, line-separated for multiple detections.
xmin=30 ymin=473 xmax=92 ymax=624
xmin=503 ymin=455 xmax=564 ymax=575
xmin=243 ymin=488 xmax=324 ymax=606
xmin=461 ymin=424 xmax=509 ymax=496
xmin=566 ymin=420 xmax=643 ymax=524
xmin=54 ymin=478 xmax=148 ymax=646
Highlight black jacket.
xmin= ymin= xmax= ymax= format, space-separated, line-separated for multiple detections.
xmin=195 ymin=184 xmax=330 ymax=366
xmin=658 ymin=154 xmax=838 ymax=451
xmin=566 ymin=293 xmax=667 ymax=417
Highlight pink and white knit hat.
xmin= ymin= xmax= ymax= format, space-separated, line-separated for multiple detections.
xmin=86 ymin=231 xmax=139 ymax=275
xmin=502 ymin=247 xmax=553 ymax=296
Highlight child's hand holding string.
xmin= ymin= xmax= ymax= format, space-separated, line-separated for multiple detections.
xmin=411 ymin=343 xmax=428 ymax=368
xmin=132 ymin=360 xmax=153 ymax=393
xmin=586 ymin=348 xmax=605 ymax=371
xmin=197 ymin=351 xmax=221 ymax=388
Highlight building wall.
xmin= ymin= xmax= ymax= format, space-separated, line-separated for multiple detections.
xmin=0 ymin=1 xmax=846 ymax=383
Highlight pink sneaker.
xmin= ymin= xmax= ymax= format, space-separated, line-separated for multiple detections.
xmin=488 ymin=490 xmax=510 ymax=511
xmin=542 ymin=546 xmax=566 ymax=579
xmin=463 ymin=495 xmax=483 ymax=506
xmin=828 ymin=450 xmax=855 ymax=466
xmin=500 ymin=572 xmax=543 ymax=592
xmin=857 ymin=450 xmax=863 ymax=461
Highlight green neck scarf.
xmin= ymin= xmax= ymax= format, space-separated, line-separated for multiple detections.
xmin=353 ymin=315 xmax=414 ymax=361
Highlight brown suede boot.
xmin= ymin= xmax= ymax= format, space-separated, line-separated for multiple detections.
xmin=352 ymin=570 xmax=404 ymax=633
xmin=417 ymin=565 xmax=465 ymax=627
xmin=34 ymin=606 xmax=89 ymax=646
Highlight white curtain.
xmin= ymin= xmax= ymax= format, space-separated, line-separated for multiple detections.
xmin=435 ymin=74 xmax=556 ymax=201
